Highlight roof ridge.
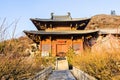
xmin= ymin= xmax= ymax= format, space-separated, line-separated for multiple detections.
xmin=51 ymin=12 xmax=72 ymax=20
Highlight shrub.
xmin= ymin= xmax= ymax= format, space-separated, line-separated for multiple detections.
xmin=72 ymin=51 xmax=120 ymax=80
xmin=0 ymin=18 xmax=46 ymax=79
xmin=66 ymin=48 xmax=75 ymax=64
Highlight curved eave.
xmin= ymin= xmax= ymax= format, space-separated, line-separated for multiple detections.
xmin=23 ymin=30 xmax=99 ymax=43
xmin=30 ymin=18 xmax=91 ymax=30
xmin=30 ymin=18 xmax=91 ymax=22
xmin=24 ymin=30 xmax=99 ymax=36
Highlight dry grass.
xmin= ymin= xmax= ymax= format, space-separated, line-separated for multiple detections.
xmin=0 ymin=18 xmax=56 ymax=80
xmin=0 ymin=37 xmax=57 ymax=79
xmin=69 ymin=49 xmax=120 ymax=80
xmin=0 ymin=38 xmax=42 ymax=79
xmin=1 ymin=38 xmax=58 ymax=79
xmin=0 ymin=18 xmax=48 ymax=80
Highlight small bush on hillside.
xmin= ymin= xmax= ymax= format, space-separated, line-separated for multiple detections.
xmin=66 ymin=48 xmax=75 ymax=64
xmin=0 ymin=39 xmax=40 ymax=79
xmin=0 ymin=19 xmax=50 ymax=79
xmin=72 ymin=51 xmax=120 ymax=80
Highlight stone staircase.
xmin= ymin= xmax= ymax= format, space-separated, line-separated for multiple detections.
xmin=29 ymin=57 xmax=96 ymax=80
xmin=48 ymin=70 xmax=76 ymax=80
xmin=47 ymin=57 xmax=76 ymax=80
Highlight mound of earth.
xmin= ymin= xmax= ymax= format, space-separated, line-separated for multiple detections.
xmin=86 ymin=14 xmax=120 ymax=29
xmin=91 ymin=34 xmax=120 ymax=53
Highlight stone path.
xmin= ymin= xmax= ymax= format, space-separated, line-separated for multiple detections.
xmin=48 ymin=57 xmax=76 ymax=80
xmin=48 ymin=70 xmax=76 ymax=80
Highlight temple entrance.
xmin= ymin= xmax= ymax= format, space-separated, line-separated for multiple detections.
xmin=56 ymin=44 xmax=68 ymax=57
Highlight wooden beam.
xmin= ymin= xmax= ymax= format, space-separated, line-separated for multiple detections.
xmin=80 ymin=23 xmax=85 ymax=27
xmin=40 ymin=36 xmax=42 ymax=52
xmin=82 ymin=36 xmax=84 ymax=41
xmin=38 ymin=36 xmax=41 ymax=41
xmin=75 ymin=24 xmax=78 ymax=27
xmin=50 ymin=24 xmax=52 ymax=27
xmin=50 ymin=36 xmax=52 ymax=56
xmin=71 ymin=36 xmax=73 ymax=48
xmin=70 ymin=24 xmax=72 ymax=30
xmin=45 ymin=24 xmax=47 ymax=27
xmin=70 ymin=24 xmax=72 ymax=27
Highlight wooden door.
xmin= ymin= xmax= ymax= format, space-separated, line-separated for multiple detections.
xmin=56 ymin=44 xmax=67 ymax=57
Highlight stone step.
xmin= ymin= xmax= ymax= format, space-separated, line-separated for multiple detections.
xmin=48 ymin=70 xmax=76 ymax=80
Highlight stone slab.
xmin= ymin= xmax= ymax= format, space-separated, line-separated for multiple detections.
xmin=48 ymin=70 xmax=76 ymax=80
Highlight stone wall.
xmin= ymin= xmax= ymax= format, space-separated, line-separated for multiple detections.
xmin=29 ymin=67 xmax=52 ymax=80
xmin=72 ymin=67 xmax=96 ymax=80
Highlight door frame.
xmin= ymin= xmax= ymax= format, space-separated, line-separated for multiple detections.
xmin=56 ymin=43 xmax=67 ymax=57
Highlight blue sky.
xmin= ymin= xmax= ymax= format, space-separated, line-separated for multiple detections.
xmin=0 ymin=0 xmax=120 ymax=38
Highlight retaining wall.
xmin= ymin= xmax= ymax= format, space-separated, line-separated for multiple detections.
xmin=29 ymin=67 xmax=52 ymax=80
xmin=72 ymin=67 xmax=97 ymax=80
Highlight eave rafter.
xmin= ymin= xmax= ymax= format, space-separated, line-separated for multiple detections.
xmin=26 ymin=33 xmax=41 ymax=43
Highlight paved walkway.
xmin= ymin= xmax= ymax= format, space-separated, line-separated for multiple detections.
xmin=48 ymin=70 xmax=76 ymax=80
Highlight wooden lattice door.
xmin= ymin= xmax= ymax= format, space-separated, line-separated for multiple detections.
xmin=56 ymin=44 xmax=67 ymax=57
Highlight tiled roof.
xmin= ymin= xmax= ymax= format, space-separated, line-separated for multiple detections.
xmin=30 ymin=18 xmax=90 ymax=22
xmin=30 ymin=13 xmax=90 ymax=22
xmin=24 ymin=30 xmax=99 ymax=35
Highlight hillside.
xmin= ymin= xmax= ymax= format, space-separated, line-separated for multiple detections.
xmin=0 ymin=36 xmax=33 ymax=56
xmin=86 ymin=14 xmax=120 ymax=29
xmin=0 ymin=36 xmax=49 ymax=79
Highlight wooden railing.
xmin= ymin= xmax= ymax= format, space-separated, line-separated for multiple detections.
xmin=72 ymin=67 xmax=97 ymax=80
xmin=28 ymin=66 xmax=52 ymax=80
